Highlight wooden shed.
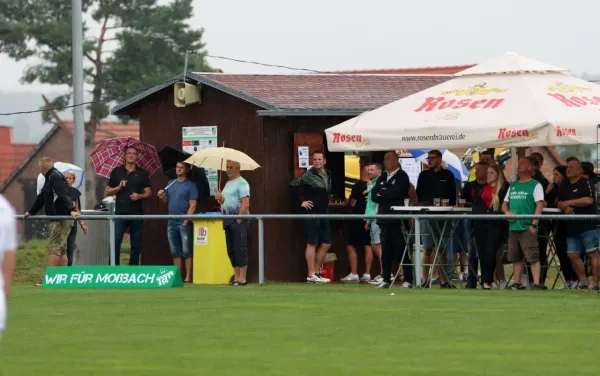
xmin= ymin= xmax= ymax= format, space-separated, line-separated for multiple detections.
xmin=112 ymin=72 xmax=450 ymax=282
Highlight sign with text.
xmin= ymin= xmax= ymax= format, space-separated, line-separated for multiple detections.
xmin=42 ymin=266 xmax=184 ymax=289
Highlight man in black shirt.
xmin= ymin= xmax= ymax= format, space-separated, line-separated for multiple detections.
xmin=25 ymin=157 xmax=80 ymax=272
xmin=341 ymin=166 xmax=372 ymax=282
xmin=461 ymin=161 xmax=488 ymax=288
xmin=106 ymin=147 xmax=152 ymax=265
xmin=558 ymin=157 xmax=599 ymax=289
xmin=529 ymin=152 xmax=550 ymax=287
xmin=372 ymin=152 xmax=413 ymax=289
xmin=416 ymin=149 xmax=457 ymax=288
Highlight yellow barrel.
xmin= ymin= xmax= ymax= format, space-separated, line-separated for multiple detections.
xmin=192 ymin=217 xmax=234 ymax=284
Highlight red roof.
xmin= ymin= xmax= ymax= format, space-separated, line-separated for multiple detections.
xmin=61 ymin=121 xmax=140 ymax=142
xmin=0 ymin=127 xmax=36 ymax=186
xmin=198 ymin=73 xmax=451 ymax=110
xmin=330 ymin=65 xmax=476 ymax=75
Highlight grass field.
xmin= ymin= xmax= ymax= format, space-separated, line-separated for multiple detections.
xmin=2 ymin=241 xmax=599 ymax=375
xmin=1 ymin=284 xmax=600 ymax=375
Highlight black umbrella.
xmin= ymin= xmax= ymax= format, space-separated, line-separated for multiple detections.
xmin=157 ymin=145 xmax=211 ymax=200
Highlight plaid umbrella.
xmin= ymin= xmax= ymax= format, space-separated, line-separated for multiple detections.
xmin=90 ymin=137 xmax=161 ymax=178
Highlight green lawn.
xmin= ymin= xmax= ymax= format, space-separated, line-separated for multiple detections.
xmin=1 ymin=284 xmax=599 ymax=375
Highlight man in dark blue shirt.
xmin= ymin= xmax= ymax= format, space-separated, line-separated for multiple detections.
xmin=158 ymin=162 xmax=198 ymax=283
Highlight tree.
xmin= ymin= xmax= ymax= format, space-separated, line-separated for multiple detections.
xmin=0 ymin=0 xmax=212 ymax=206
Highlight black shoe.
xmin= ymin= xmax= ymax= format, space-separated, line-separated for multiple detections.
xmin=420 ymin=282 xmax=431 ymax=288
xmin=440 ymin=283 xmax=456 ymax=289
xmin=531 ymin=284 xmax=543 ymax=290
xmin=233 ymin=282 xmax=247 ymax=286
xmin=510 ymin=283 xmax=526 ymax=290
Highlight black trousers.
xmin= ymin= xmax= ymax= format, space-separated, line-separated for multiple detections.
xmin=66 ymin=223 xmax=78 ymax=266
xmin=474 ymin=221 xmax=504 ymax=285
xmin=554 ymin=222 xmax=576 ymax=281
xmin=380 ymin=222 xmax=413 ymax=284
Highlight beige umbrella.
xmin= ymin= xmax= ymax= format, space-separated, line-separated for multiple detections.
xmin=183 ymin=147 xmax=261 ymax=189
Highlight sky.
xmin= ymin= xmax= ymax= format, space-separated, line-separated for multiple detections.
xmin=0 ymin=0 xmax=599 ymax=141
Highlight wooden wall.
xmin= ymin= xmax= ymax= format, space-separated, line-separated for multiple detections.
xmin=134 ymin=87 xmax=362 ymax=282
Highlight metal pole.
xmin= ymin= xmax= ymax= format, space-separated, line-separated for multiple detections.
xmin=510 ymin=147 xmax=518 ymax=181
xmin=258 ymin=218 xmax=265 ymax=285
xmin=414 ymin=219 xmax=422 ymax=287
xmin=109 ymin=217 xmax=116 ymax=266
xmin=72 ymin=0 xmax=86 ymax=208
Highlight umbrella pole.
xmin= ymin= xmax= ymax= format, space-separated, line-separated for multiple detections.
xmin=218 ymin=141 xmax=225 ymax=191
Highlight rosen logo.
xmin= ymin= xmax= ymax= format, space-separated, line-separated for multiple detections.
xmin=497 ymin=128 xmax=538 ymax=141
xmin=556 ymin=126 xmax=577 ymax=137
xmin=414 ymin=97 xmax=504 ymax=112
xmin=331 ymin=133 xmax=370 ymax=147
xmin=548 ymin=93 xmax=600 ymax=108
xmin=546 ymin=81 xmax=592 ymax=93
xmin=441 ymin=82 xmax=508 ymax=96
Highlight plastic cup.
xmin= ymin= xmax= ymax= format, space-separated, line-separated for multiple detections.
xmin=441 ymin=199 xmax=450 ymax=207
xmin=458 ymin=199 xmax=466 ymax=207
xmin=433 ymin=198 xmax=441 ymax=206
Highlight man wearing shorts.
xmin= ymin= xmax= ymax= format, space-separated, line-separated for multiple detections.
xmin=501 ymin=156 xmax=545 ymax=290
xmin=290 ymin=151 xmax=331 ymax=283
xmin=0 ymin=194 xmax=16 ymax=342
xmin=558 ymin=157 xmax=599 ymax=289
xmin=364 ymin=163 xmax=383 ymax=283
xmin=158 ymin=162 xmax=198 ymax=283
xmin=341 ymin=165 xmax=372 ymax=282
xmin=25 ymin=158 xmax=79 ymax=285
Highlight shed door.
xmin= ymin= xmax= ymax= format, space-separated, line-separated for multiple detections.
xmin=293 ymin=133 xmax=323 ymax=179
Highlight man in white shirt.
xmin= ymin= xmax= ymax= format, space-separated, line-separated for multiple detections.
xmin=0 ymin=194 xmax=17 ymax=340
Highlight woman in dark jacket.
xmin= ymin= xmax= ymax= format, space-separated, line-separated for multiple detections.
xmin=545 ymin=165 xmax=576 ymax=288
xmin=472 ymin=165 xmax=509 ymax=289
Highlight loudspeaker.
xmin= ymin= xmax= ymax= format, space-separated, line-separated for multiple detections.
xmin=174 ymin=82 xmax=201 ymax=107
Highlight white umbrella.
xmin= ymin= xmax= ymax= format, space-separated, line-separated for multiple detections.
xmin=37 ymin=162 xmax=85 ymax=194
xmin=325 ymin=52 xmax=600 ymax=151
xmin=183 ymin=147 xmax=261 ymax=171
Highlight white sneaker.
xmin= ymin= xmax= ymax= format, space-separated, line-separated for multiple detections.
xmin=307 ymin=273 xmax=330 ymax=283
xmin=402 ymin=282 xmax=412 ymax=288
xmin=360 ymin=273 xmax=371 ymax=282
xmin=368 ymin=275 xmax=384 ymax=285
xmin=570 ymin=281 xmax=579 ymax=289
xmin=498 ymin=280 xmax=507 ymax=289
xmin=341 ymin=273 xmax=359 ymax=282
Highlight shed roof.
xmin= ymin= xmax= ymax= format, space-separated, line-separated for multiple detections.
xmin=112 ymin=72 xmax=452 ymax=116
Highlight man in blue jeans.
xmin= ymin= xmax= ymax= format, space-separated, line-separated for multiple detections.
xmin=106 ymin=147 xmax=152 ymax=265
xmin=158 ymin=162 xmax=198 ymax=283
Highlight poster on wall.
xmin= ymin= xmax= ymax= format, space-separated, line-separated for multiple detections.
xmin=399 ymin=158 xmax=421 ymax=188
xmin=182 ymin=126 xmax=219 ymax=195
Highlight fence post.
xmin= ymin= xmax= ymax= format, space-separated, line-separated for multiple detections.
xmin=258 ymin=217 xmax=265 ymax=285
xmin=109 ymin=216 xmax=116 ymax=266
xmin=414 ymin=218 xmax=422 ymax=287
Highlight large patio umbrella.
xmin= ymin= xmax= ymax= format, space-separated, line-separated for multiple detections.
xmin=325 ymin=53 xmax=600 ymax=152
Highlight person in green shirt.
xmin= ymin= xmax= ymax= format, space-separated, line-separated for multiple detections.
xmin=501 ymin=156 xmax=545 ymax=290
xmin=364 ymin=163 xmax=383 ymax=283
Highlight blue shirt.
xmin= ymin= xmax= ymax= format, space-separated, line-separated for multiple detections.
xmin=165 ymin=179 xmax=198 ymax=223
xmin=221 ymin=177 xmax=250 ymax=215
